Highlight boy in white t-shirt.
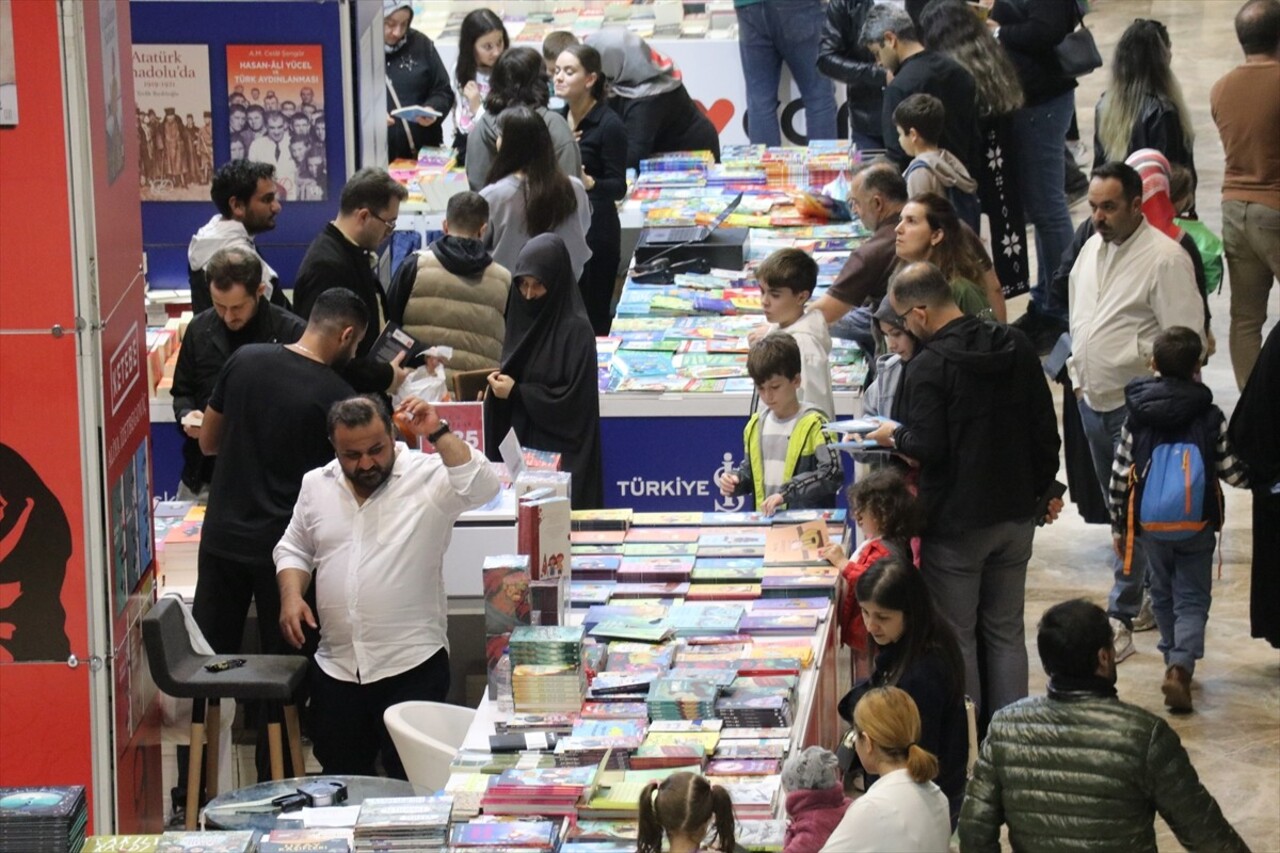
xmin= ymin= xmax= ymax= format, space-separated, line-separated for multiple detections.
xmin=756 ymin=248 xmax=835 ymax=418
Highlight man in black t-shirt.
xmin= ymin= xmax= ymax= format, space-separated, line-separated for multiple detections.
xmin=194 ymin=288 xmax=367 ymax=781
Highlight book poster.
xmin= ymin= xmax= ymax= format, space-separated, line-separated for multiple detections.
xmin=133 ymin=44 xmax=212 ymax=201
xmin=226 ymin=44 xmax=326 ymax=201
xmin=0 ymin=0 xmax=15 ymax=125
xmin=98 ymin=0 xmax=124 ymax=183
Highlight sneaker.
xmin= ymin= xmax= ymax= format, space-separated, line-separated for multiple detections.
xmin=1111 ymin=617 xmax=1135 ymax=663
xmin=1133 ymin=591 xmax=1156 ymax=632
xmin=1069 ymin=139 xmax=1091 ymax=168
xmin=1162 ymin=665 xmax=1193 ymax=712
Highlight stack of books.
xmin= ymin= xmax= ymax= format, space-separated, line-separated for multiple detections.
xmin=0 ymin=786 xmax=87 ymax=853
xmin=258 ymin=829 xmax=353 ymax=852
xmin=479 ymin=765 xmax=600 ymax=818
xmin=647 ymin=678 xmax=720 ymax=721
xmin=736 ymin=819 xmax=788 ymax=853
xmin=351 ymin=795 xmax=451 ymax=851
xmin=721 ymin=776 xmax=784 ymax=821
xmin=447 ymin=816 xmax=564 ymax=851
xmin=154 ymin=832 xmax=258 ymax=851
xmin=509 ymin=626 xmax=587 ymax=713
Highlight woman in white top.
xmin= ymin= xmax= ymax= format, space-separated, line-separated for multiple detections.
xmin=821 ymin=687 xmax=951 ymax=853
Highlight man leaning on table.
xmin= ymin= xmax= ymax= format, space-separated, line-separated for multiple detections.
xmin=274 ymin=394 xmax=500 ymax=778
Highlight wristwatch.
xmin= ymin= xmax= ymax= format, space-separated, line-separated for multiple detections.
xmin=427 ymin=420 xmax=450 ymax=444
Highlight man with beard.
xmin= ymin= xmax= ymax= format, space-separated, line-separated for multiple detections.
xmin=960 ymin=599 xmax=1246 ymax=852
xmin=194 ymin=287 xmax=367 ymax=781
xmin=274 ymin=394 xmax=499 ymax=777
xmin=187 ymin=159 xmax=290 ymax=314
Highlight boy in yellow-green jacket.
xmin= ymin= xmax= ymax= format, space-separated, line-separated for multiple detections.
xmin=718 ymin=332 xmax=842 ymax=515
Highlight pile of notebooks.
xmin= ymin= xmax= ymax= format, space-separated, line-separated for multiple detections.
xmin=478 ymin=766 xmax=599 ymax=818
xmin=509 ymin=626 xmax=588 ymax=713
xmin=352 ymin=795 xmax=451 ymax=852
xmin=0 ymin=786 xmax=87 ymax=853
xmin=447 ymin=816 xmax=564 ymax=851
xmin=646 ymin=678 xmax=720 ymax=721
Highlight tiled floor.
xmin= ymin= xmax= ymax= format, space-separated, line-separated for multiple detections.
xmin=1017 ymin=2 xmax=1279 ymax=850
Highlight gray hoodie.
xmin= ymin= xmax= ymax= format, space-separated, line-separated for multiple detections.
xmin=187 ymin=215 xmax=280 ymax=299
xmin=904 ymin=149 xmax=978 ymax=198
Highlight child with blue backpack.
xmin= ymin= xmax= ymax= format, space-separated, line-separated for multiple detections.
xmin=1107 ymin=326 xmax=1249 ymax=713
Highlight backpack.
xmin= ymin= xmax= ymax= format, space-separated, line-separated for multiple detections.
xmin=1121 ymin=412 xmax=1221 ymax=573
xmin=904 ymin=159 xmax=982 ymax=231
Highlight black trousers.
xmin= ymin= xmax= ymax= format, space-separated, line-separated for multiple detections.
xmin=309 ymin=649 xmax=451 ymax=779
xmin=191 ymin=544 xmax=313 ymax=783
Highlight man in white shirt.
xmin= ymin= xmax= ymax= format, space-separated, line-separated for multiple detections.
xmin=248 ymin=110 xmax=296 ymax=194
xmin=274 ymin=394 xmax=500 ymax=777
xmin=1067 ymin=161 xmax=1204 ymax=662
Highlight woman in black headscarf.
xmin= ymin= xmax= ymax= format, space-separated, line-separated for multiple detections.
xmin=484 ymin=234 xmax=604 ymax=509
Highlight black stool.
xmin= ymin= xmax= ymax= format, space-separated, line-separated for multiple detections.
xmin=141 ymin=596 xmax=307 ymax=829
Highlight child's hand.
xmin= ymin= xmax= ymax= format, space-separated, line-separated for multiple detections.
xmin=761 ymin=493 xmax=785 ymax=516
xmin=821 ymin=542 xmax=846 ymax=568
xmin=746 ymin=323 xmax=772 ymax=345
xmin=719 ymin=472 xmax=740 ymax=497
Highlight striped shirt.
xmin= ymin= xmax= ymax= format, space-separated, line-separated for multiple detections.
xmin=760 ymin=409 xmax=801 ymax=498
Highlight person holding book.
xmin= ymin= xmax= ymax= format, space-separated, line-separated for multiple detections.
xmin=781 ymin=746 xmax=849 ymax=853
xmin=383 ymin=1 xmax=454 ymax=162
xmin=638 ymin=771 xmax=736 ymax=853
xmin=719 ymin=333 xmax=842 ymax=516
xmin=386 ymin=191 xmax=511 ymax=381
xmin=484 ymin=234 xmax=604 ymax=509
xmin=292 ymin=168 xmax=410 ymax=396
xmin=753 ymin=248 xmax=835 ymax=419
xmin=821 ymin=687 xmax=951 ymax=852
xmin=275 ymin=394 xmax=500 ymax=778
xmin=839 ymin=556 xmax=968 ymax=825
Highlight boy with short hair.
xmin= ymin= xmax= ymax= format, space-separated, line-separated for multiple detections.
xmin=719 ymin=333 xmax=842 ymax=515
xmin=893 ymin=93 xmax=979 ymax=226
xmin=1108 ymin=326 xmax=1249 ymax=712
xmin=756 ymin=248 xmax=835 ymax=418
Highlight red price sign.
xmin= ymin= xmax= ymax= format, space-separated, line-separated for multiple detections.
xmin=422 ymin=401 xmax=484 ymax=453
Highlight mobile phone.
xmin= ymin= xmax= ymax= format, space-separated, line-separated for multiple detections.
xmin=204 ymin=658 xmax=246 ymax=673
xmin=1036 ymin=481 xmax=1068 ymax=526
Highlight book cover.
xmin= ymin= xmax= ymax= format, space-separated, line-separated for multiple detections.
xmin=620 ymin=542 xmax=699 ymax=557
xmin=390 ymin=104 xmax=443 ymax=121
xmin=83 ymin=838 xmax=161 ymax=853
xmin=368 ymin=321 xmax=420 ymax=364
xmin=154 ymin=832 xmax=257 ymax=853
xmin=706 ymin=758 xmax=780 ymax=776
xmin=629 ymin=511 xmax=704 ymax=526
xmin=589 ymin=619 xmax=674 ymax=643
xmin=257 ymin=829 xmax=352 ymax=852
xmin=763 ymin=521 xmax=831 ymax=566
xmin=518 ymin=496 xmax=571 ymax=580
xmin=570 ymin=508 xmax=633 ymax=531
xmin=685 ymin=583 xmax=760 ymax=600
xmin=623 ymin=527 xmax=700 ymax=544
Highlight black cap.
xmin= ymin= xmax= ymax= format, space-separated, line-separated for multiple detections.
xmin=872 ymin=294 xmax=904 ymax=329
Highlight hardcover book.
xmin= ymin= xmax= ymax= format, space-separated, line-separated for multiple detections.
xmin=519 ymin=496 xmax=571 ymax=580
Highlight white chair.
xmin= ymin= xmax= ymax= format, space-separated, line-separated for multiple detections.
xmin=384 ymin=700 xmax=477 ymax=792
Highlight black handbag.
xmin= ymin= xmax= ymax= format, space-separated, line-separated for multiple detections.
xmin=1055 ymin=5 xmax=1103 ymax=78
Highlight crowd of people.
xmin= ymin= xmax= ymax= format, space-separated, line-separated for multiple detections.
xmin=227 ymin=84 xmax=328 ymax=201
xmin=170 ymin=0 xmax=1278 ymax=845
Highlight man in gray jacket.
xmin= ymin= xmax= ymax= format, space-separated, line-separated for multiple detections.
xmin=960 ymin=599 xmax=1247 ymax=852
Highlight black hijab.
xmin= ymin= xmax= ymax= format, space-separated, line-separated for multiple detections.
xmin=485 ymin=234 xmax=604 ymax=508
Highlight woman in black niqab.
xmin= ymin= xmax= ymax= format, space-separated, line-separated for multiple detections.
xmin=484 ymin=233 xmax=604 ymax=509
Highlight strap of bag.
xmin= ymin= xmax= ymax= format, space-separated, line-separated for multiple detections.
xmin=1123 ymin=465 xmax=1138 ymax=576
xmin=386 ymin=76 xmax=415 ymax=153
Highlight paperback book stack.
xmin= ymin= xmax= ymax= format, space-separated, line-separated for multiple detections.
xmin=509 ymin=626 xmax=587 ymax=713
xmin=447 ymin=816 xmax=564 ymax=851
xmin=646 ymin=678 xmax=721 ymax=721
xmin=0 ymin=786 xmax=87 ymax=853
xmin=715 ymin=686 xmax=794 ymax=729
xmin=479 ymin=765 xmax=600 ymax=818
xmin=351 ymin=795 xmax=451 ymax=852
xmin=155 ymin=832 xmax=258 ymax=852
xmin=257 ymin=829 xmax=353 ymax=852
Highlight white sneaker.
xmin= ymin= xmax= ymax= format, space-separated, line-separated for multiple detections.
xmin=1111 ymin=617 xmax=1135 ymax=663
xmin=1070 ymin=139 xmax=1091 ymax=167
xmin=1133 ymin=591 xmax=1156 ymax=632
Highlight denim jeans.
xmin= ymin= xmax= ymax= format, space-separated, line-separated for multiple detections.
xmin=736 ymin=0 xmax=838 ymax=146
xmin=1223 ymin=199 xmax=1280 ymax=390
xmin=1011 ymin=90 xmax=1076 ymax=320
xmin=1076 ymin=396 xmax=1147 ymax=623
xmin=1143 ymin=527 xmax=1216 ymax=675
xmin=920 ymin=519 xmax=1036 ymax=716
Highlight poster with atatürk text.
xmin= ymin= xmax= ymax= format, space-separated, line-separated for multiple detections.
xmin=134 ymin=45 xmax=213 ymax=201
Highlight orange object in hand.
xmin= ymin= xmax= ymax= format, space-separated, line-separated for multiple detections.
xmin=393 ymin=411 xmax=423 ymax=439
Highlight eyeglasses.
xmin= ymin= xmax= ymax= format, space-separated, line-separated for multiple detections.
xmin=368 ymin=210 xmax=397 ymax=231
xmin=895 ymin=304 xmax=926 ymax=326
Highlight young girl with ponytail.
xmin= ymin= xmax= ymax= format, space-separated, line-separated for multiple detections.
xmin=820 ymin=687 xmax=951 ymax=852
xmin=637 ymin=771 xmax=737 ymax=853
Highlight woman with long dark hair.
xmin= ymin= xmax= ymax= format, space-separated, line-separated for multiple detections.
xmin=554 ymin=43 xmax=627 ymax=336
xmin=1095 ymin=19 xmax=1197 ymax=205
xmin=465 ymin=46 xmax=582 ymax=190
xmin=840 ymin=556 xmax=969 ymax=824
xmin=451 ymin=8 xmax=508 ymax=167
xmin=479 ymin=106 xmax=591 ymax=281
xmin=894 ymin=194 xmax=992 ymax=318
xmin=918 ymin=0 xmax=1029 ymax=299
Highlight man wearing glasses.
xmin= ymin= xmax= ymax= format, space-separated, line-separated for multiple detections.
xmin=293 ymin=167 xmax=411 ymax=395
xmin=866 ymin=261 xmax=1062 ymax=724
